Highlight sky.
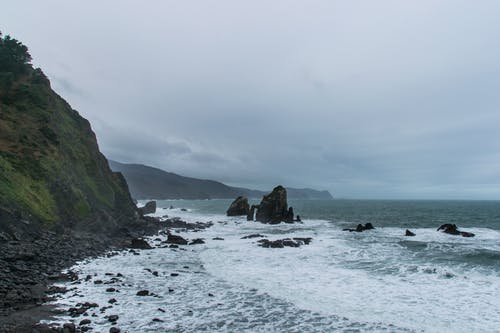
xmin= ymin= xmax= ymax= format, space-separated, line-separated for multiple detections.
xmin=2 ymin=0 xmax=500 ymax=199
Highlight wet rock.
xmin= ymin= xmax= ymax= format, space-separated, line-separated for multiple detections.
xmin=109 ymin=327 xmax=121 ymax=333
xmin=79 ymin=319 xmax=91 ymax=326
xmin=170 ymin=273 xmax=179 ymax=277
xmin=158 ymin=308 xmax=166 ymax=312
xmin=152 ymin=318 xmax=164 ymax=322
xmin=106 ymin=288 xmax=117 ymax=292
xmin=166 ymin=233 xmax=188 ymax=245
xmin=285 ymin=207 xmax=294 ymax=223
xmin=136 ymin=290 xmax=150 ymax=296
xmin=108 ymin=298 xmax=117 ymax=304
xmin=437 ymin=224 xmax=475 ymax=237
xmin=255 ymin=185 xmax=289 ymax=224
xmin=212 ymin=237 xmax=224 ymax=240
xmin=343 ymin=223 xmax=375 ymax=232
xmin=241 ymin=234 xmax=266 ymax=239
xmin=257 ymin=238 xmax=311 ymax=248
xmin=405 ymin=229 xmax=416 ymax=236
xmin=247 ymin=205 xmax=258 ymax=221
xmin=138 ymin=201 xmax=156 ymax=215
xmin=107 ymin=314 xmax=119 ymax=322
xmin=189 ymin=238 xmax=205 ymax=245
xmin=129 ymin=238 xmax=153 ymax=249
xmin=226 ymin=196 xmax=250 ymax=216
xmin=62 ymin=323 xmax=76 ymax=333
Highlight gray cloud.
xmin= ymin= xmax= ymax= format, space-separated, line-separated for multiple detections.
xmin=2 ymin=0 xmax=500 ymax=198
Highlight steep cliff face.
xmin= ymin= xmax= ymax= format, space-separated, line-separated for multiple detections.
xmin=0 ymin=33 xmax=137 ymax=238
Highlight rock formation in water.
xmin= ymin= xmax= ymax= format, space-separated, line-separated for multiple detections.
xmin=226 ymin=196 xmax=250 ymax=216
xmin=343 ymin=223 xmax=375 ymax=232
xmin=437 ymin=224 xmax=475 ymax=237
xmin=255 ymin=185 xmax=290 ymax=224
xmin=405 ymin=229 xmax=416 ymax=236
xmin=138 ymin=201 xmax=156 ymax=216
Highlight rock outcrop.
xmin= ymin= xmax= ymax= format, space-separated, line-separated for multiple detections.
xmin=247 ymin=205 xmax=258 ymax=221
xmin=437 ymin=224 xmax=475 ymax=237
xmin=138 ymin=201 xmax=156 ymax=216
xmin=343 ymin=223 xmax=375 ymax=232
xmin=405 ymin=229 xmax=416 ymax=236
xmin=226 ymin=196 xmax=250 ymax=216
xmin=255 ymin=185 xmax=290 ymax=224
xmin=257 ymin=237 xmax=312 ymax=248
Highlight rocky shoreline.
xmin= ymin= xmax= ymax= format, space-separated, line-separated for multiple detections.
xmin=0 ymin=217 xmax=165 ymax=333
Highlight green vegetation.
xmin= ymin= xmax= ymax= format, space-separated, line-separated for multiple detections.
xmin=0 ymin=32 xmax=136 ymax=227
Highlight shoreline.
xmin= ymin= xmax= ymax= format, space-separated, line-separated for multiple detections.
xmin=0 ymin=218 xmax=165 ymax=332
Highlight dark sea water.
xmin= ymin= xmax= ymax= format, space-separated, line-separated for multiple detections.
xmin=46 ymin=199 xmax=500 ymax=332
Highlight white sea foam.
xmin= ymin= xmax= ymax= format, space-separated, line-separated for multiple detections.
xmin=44 ymin=208 xmax=500 ymax=332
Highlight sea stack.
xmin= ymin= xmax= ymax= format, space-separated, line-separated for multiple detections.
xmin=255 ymin=185 xmax=290 ymax=224
xmin=226 ymin=196 xmax=250 ymax=216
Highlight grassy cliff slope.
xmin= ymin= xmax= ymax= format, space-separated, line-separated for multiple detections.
xmin=0 ymin=33 xmax=137 ymax=237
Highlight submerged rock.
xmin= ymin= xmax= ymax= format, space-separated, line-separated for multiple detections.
xmin=405 ymin=229 xmax=416 ymax=236
xmin=437 ymin=224 xmax=475 ymax=237
xmin=343 ymin=223 xmax=375 ymax=232
xmin=255 ymin=185 xmax=289 ymax=224
xmin=138 ymin=201 xmax=156 ymax=215
xmin=241 ymin=234 xmax=266 ymax=239
xmin=189 ymin=238 xmax=205 ymax=245
xmin=226 ymin=196 xmax=250 ymax=216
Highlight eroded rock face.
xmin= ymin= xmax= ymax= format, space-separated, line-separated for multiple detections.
xmin=247 ymin=205 xmax=258 ymax=221
xmin=139 ymin=201 xmax=156 ymax=216
xmin=437 ymin=224 xmax=475 ymax=237
xmin=226 ymin=196 xmax=250 ymax=216
xmin=255 ymin=185 xmax=289 ymax=224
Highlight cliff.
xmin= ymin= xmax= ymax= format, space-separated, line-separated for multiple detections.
xmin=0 ymin=33 xmax=138 ymax=239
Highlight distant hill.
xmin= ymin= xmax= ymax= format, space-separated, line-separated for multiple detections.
xmin=108 ymin=160 xmax=333 ymax=200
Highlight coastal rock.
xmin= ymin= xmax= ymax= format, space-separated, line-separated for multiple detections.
xmin=257 ymin=238 xmax=312 ymax=248
xmin=226 ymin=196 xmax=250 ymax=216
xmin=343 ymin=223 xmax=375 ymax=232
xmin=138 ymin=201 xmax=156 ymax=215
xmin=241 ymin=234 xmax=266 ymax=239
xmin=247 ymin=205 xmax=258 ymax=221
xmin=255 ymin=185 xmax=289 ymax=224
xmin=136 ymin=290 xmax=150 ymax=296
xmin=167 ymin=233 xmax=188 ymax=245
xmin=189 ymin=238 xmax=205 ymax=245
xmin=437 ymin=224 xmax=475 ymax=237
xmin=405 ymin=229 xmax=416 ymax=236
xmin=285 ymin=207 xmax=294 ymax=223
xmin=129 ymin=238 xmax=153 ymax=249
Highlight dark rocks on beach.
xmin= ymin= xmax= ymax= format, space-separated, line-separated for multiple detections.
xmin=109 ymin=327 xmax=121 ymax=333
xmin=136 ymin=290 xmax=150 ymax=296
xmin=62 ymin=323 xmax=76 ymax=333
xmin=79 ymin=319 xmax=91 ymax=326
xmin=138 ymin=201 xmax=156 ymax=216
xmin=255 ymin=185 xmax=291 ymax=224
xmin=226 ymin=196 xmax=250 ymax=216
xmin=166 ymin=233 xmax=188 ymax=245
xmin=437 ymin=224 xmax=475 ymax=237
xmin=212 ymin=237 xmax=224 ymax=240
xmin=258 ymin=237 xmax=312 ymax=248
xmin=343 ymin=223 xmax=375 ymax=232
xmin=107 ymin=314 xmax=119 ymax=322
xmin=129 ymin=238 xmax=153 ymax=249
xmin=405 ymin=229 xmax=416 ymax=236
xmin=189 ymin=238 xmax=205 ymax=245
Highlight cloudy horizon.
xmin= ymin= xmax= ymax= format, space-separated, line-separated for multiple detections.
xmin=2 ymin=1 xmax=500 ymax=199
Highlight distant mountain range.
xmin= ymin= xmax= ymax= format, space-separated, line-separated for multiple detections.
xmin=109 ymin=160 xmax=333 ymax=200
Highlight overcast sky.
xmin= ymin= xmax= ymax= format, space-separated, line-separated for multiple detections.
xmin=2 ymin=1 xmax=500 ymax=199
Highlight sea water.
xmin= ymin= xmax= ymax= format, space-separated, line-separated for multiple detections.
xmin=45 ymin=200 xmax=500 ymax=332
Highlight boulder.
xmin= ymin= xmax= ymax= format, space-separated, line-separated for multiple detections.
xmin=255 ymin=185 xmax=289 ymax=224
xmin=129 ymin=238 xmax=152 ymax=249
xmin=226 ymin=196 xmax=250 ymax=216
xmin=166 ymin=233 xmax=188 ymax=245
xmin=189 ymin=238 xmax=205 ymax=245
xmin=437 ymin=224 xmax=475 ymax=237
xmin=405 ymin=229 xmax=416 ymax=236
xmin=138 ymin=201 xmax=156 ymax=215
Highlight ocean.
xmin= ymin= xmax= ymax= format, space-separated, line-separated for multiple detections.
xmin=46 ymin=199 xmax=500 ymax=332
